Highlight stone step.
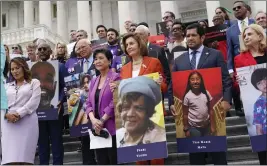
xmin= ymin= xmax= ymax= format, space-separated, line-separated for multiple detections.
xmin=166 ymin=124 xmax=248 ymax=142
xmin=165 ymin=146 xmax=258 ymax=165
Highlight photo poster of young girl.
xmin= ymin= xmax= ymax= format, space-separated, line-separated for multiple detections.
xmin=172 ymin=67 xmax=227 ymax=153
xmin=64 ymin=73 xmax=92 ymax=137
xmin=236 ymin=63 xmax=267 ymax=152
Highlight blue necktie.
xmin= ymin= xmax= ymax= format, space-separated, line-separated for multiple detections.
xmin=190 ymin=51 xmax=197 ymax=69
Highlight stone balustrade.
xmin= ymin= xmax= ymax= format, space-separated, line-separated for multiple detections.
xmin=1 ymin=24 xmax=67 ymax=46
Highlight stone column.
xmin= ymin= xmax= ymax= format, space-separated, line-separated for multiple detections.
xmin=24 ymin=1 xmax=34 ymax=27
xmin=77 ymin=1 xmax=91 ymax=40
xmin=57 ymin=1 xmax=68 ymax=42
xmin=39 ymin=1 xmax=52 ymax=29
xmin=206 ymin=1 xmax=220 ymax=26
xmin=118 ymin=1 xmax=139 ymax=34
xmin=250 ymin=1 xmax=266 ymax=18
xmin=160 ymin=1 xmax=181 ymax=20
xmin=92 ymin=1 xmax=103 ymax=39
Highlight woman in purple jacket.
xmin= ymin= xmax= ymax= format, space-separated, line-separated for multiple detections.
xmin=86 ymin=49 xmax=120 ymax=164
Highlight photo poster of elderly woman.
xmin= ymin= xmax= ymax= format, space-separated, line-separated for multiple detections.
xmin=237 ymin=63 xmax=267 ymax=152
xmin=27 ymin=60 xmax=59 ymax=120
xmin=113 ymin=73 xmax=168 ymax=164
xmin=64 ymin=73 xmax=92 ymax=137
xmin=172 ymin=68 xmax=227 ymax=153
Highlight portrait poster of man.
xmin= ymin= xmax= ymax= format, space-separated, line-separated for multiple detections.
xmin=113 ymin=73 xmax=167 ymax=164
xmin=236 ymin=63 xmax=267 ymax=152
xmin=156 ymin=22 xmax=170 ymax=38
xmin=64 ymin=73 xmax=92 ymax=137
xmin=172 ymin=67 xmax=227 ymax=153
xmin=28 ymin=60 xmax=59 ymax=120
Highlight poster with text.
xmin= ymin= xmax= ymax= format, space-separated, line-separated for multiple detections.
xmin=204 ymin=24 xmax=228 ymax=45
xmin=237 ymin=63 xmax=267 ymax=152
xmin=114 ymin=73 xmax=168 ymax=163
xmin=172 ymin=68 xmax=227 ymax=153
xmin=28 ymin=60 xmax=59 ymax=120
xmin=64 ymin=73 xmax=93 ymax=137
xmin=148 ymin=35 xmax=165 ymax=47
xmin=91 ymin=39 xmax=108 ymax=52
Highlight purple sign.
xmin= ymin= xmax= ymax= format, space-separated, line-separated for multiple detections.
xmin=177 ymin=136 xmax=227 ymax=153
xmin=37 ymin=108 xmax=58 ymax=120
xmin=117 ymin=141 xmax=168 ymax=164
xmin=250 ymin=135 xmax=267 ymax=152
xmin=70 ymin=123 xmax=92 ymax=137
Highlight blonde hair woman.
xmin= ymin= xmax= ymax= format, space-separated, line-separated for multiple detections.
xmin=234 ymin=24 xmax=266 ymax=165
xmin=51 ymin=42 xmax=68 ymax=63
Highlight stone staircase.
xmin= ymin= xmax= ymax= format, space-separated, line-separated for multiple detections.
xmin=34 ymin=99 xmax=260 ymax=165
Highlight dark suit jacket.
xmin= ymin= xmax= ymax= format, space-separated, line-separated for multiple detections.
xmin=73 ymin=59 xmax=100 ymax=76
xmin=226 ymin=19 xmax=255 ymax=71
xmin=168 ymin=46 xmax=232 ymax=107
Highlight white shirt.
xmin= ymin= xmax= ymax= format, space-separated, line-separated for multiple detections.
xmin=237 ymin=17 xmax=249 ymax=33
xmin=132 ymin=70 xmax=140 ymax=78
xmin=188 ymin=45 xmax=204 ymax=69
xmin=183 ymin=90 xmax=213 ymax=127
xmin=83 ymin=55 xmax=93 ymax=73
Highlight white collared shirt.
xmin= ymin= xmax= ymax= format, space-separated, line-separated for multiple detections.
xmin=188 ymin=45 xmax=204 ymax=69
xmin=83 ymin=55 xmax=94 ymax=72
xmin=237 ymin=17 xmax=249 ymax=33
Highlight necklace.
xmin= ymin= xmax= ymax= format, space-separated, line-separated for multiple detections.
xmin=132 ymin=58 xmax=143 ymax=65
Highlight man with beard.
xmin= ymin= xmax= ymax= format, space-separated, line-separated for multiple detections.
xmin=32 ymin=43 xmax=67 ymax=165
xmin=107 ymin=28 xmax=123 ymax=58
xmin=226 ymin=0 xmax=255 ymax=116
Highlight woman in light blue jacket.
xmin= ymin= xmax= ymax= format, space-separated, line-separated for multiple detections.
xmin=0 ymin=44 xmax=8 ymax=163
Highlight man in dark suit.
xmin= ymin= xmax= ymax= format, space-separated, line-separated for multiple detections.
xmin=72 ymin=39 xmax=97 ymax=165
xmin=168 ymin=23 xmax=232 ymax=165
xmin=226 ymin=0 xmax=255 ymax=116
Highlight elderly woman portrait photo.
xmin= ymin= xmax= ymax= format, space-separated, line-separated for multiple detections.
xmin=116 ymin=76 xmax=166 ymax=148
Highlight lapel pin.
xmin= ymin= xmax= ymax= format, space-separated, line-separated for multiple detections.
xmin=206 ymin=52 xmax=209 ymax=55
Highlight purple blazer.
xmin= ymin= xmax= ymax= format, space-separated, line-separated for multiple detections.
xmin=86 ymin=69 xmax=120 ymax=135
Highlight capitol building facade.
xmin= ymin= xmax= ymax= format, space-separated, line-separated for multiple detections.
xmin=1 ymin=0 xmax=265 ymax=50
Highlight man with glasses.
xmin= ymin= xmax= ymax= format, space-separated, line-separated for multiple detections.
xmin=167 ymin=21 xmax=187 ymax=52
xmin=69 ymin=30 xmax=77 ymax=43
xmin=96 ymin=25 xmax=107 ymax=40
xmin=124 ymin=20 xmax=133 ymax=33
xmin=162 ymin=11 xmax=175 ymax=22
xmin=226 ymin=0 xmax=255 ymax=117
xmin=76 ymin=30 xmax=88 ymax=41
xmin=129 ymin=23 xmax=138 ymax=33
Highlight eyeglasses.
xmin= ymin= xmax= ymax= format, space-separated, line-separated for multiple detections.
xmin=162 ymin=15 xmax=171 ymax=20
xmin=97 ymin=30 xmax=105 ymax=33
xmin=12 ymin=47 xmax=18 ymax=50
xmin=129 ymin=28 xmax=136 ymax=32
xmin=233 ymin=6 xmax=242 ymax=11
xmin=38 ymin=47 xmax=47 ymax=51
xmin=172 ymin=27 xmax=182 ymax=32
xmin=212 ymin=18 xmax=222 ymax=22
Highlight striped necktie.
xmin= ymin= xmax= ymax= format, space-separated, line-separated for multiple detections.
xmin=190 ymin=51 xmax=197 ymax=69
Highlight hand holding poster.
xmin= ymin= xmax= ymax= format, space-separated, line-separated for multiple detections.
xmin=237 ymin=64 xmax=267 ymax=152
xmin=28 ymin=60 xmax=59 ymax=120
xmin=172 ymin=68 xmax=227 ymax=153
xmin=114 ymin=73 xmax=167 ymax=164
xmin=64 ymin=73 xmax=92 ymax=137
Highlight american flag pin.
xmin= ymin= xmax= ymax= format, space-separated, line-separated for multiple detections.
xmin=206 ymin=52 xmax=209 ymax=55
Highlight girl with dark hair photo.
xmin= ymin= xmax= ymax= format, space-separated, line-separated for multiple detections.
xmin=251 ymin=68 xmax=267 ymax=136
xmin=182 ymin=71 xmax=215 ymax=137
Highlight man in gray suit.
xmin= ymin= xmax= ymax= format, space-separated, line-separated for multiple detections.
xmin=168 ymin=23 xmax=232 ymax=165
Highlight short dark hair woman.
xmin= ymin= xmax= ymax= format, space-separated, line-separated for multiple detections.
xmin=215 ymin=7 xmax=234 ymax=27
xmin=1 ymin=57 xmax=41 ymax=165
xmin=182 ymin=71 xmax=215 ymax=137
xmin=86 ymin=49 xmax=120 ymax=164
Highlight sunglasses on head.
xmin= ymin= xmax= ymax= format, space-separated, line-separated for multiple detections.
xmin=233 ymin=6 xmax=242 ymax=11
xmin=38 ymin=47 xmax=47 ymax=51
xmin=12 ymin=47 xmax=18 ymax=50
